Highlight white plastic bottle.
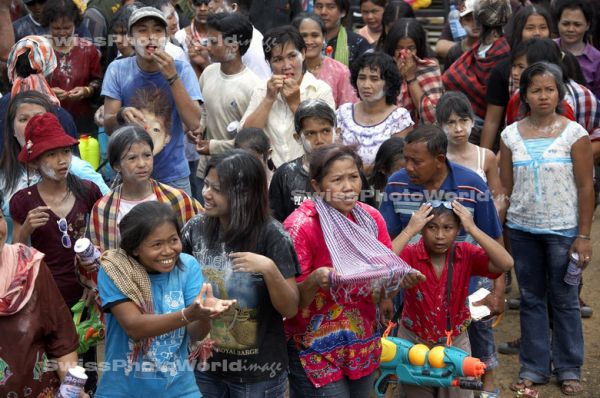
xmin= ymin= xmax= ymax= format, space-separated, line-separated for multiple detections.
xmin=448 ymin=3 xmax=467 ymax=41
xmin=56 ymin=366 xmax=87 ymax=398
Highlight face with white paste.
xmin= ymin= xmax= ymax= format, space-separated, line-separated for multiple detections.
xmin=356 ymin=66 xmax=386 ymax=103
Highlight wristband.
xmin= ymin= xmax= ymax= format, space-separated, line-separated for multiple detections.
xmin=167 ymin=74 xmax=179 ymax=85
xmin=181 ymin=308 xmax=190 ymax=324
xmin=405 ymin=77 xmax=417 ymax=85
xmin=576 ymin=234 xmax=591 ymax=240
xmin=116 ymin=108 xmax=126 ymax=125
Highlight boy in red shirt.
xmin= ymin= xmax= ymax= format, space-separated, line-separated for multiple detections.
xmin=392 ymin=200 xmax=513 ymax=398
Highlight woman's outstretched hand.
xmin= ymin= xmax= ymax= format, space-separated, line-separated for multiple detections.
xmin=187 ymin=283 xmax=236 ymax=320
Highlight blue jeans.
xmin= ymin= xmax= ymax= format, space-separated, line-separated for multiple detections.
xmin=166 ymin=175 xmax=193 ymax=197
xmin=508 ymin=228 xmax=583 ymax=382
xmin=194 ymin=369 xmax=287 ymax=398
xmin=467 ymin=276 xmax=498 ymax=370
xmin=287 ymin=340 xmax=376 ymax=398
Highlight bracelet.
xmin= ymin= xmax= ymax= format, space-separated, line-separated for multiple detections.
xmin=576 ymin=234 xmax=591 ymax=240
xmin=116 ymin=107 xmax=126 ymax=125
xmin=405 ymin=77 xmax=417 ymax=85
xmin=181 ymin=308 xmax=190 ymax=324
xmin=167 ymin=74 xmax=179 ymax=85
xmin=84 ymin=86 xmax=93 ymax=97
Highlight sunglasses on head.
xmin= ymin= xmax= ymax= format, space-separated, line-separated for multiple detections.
xmin=192 ymin=0 xmax=211 ymax=5
xmin=57 ymin=217 xmax=72 ymax=249
xmin=427 ymin=200 xmax=453 ymax=209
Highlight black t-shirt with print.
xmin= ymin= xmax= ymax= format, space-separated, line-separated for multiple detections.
xmin=181 ymin=216 xmax=300 ymax=383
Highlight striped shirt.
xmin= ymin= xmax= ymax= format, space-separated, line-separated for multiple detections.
xmin=379 ymin=161 xmax=502 ymax=240
xmin=90 ymin=179 xmax=202 ymax=252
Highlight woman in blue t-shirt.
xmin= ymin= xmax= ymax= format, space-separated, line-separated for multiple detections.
xmin=97 ymin=201 xmax=235 ymax=397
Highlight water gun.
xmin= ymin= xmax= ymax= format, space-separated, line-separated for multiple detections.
xmin=375 ymin=335 xmax=486 ymax=396
xmin=71 ymin=300 xmax=105 ymax=354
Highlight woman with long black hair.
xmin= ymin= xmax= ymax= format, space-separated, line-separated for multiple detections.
xmin=181 ymin=149 xmax=300 ymax=398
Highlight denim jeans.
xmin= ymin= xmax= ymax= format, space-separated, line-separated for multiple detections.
xmin=194 ymin=369 xmax=288 ymax=398
xmin=287 ymin=340 xmax=376 ymax=398
xmin=508 ymin=228 xmax=583 ymax=383
xmin=467 ymin=276 xmax=498 ymax=370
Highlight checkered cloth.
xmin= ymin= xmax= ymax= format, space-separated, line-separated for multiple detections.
xmin=397 ymin=57 xmax=443 ymax=124
xmin=443 ymin=38 xmax=510 ymax=119
xmin=313 ymin=197 xmax=412 ymax=299
xmin=101 ymin=248 xmax=154 ymax=362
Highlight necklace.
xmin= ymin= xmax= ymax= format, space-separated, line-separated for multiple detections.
xmin=308 ymin=57 xmax=323 ymax=76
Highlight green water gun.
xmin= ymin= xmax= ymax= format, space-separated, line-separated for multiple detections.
xmin=71 ymin=300 xmax=105 ymax=354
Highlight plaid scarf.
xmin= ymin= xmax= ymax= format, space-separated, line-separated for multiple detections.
xmin=442 ymin=37 xmax=510 ymax=119
xmin=397 ymin=57 xmax=443 ymax=124
xmin=90 ymin=179 xmax=202 ymax=252
xmin=334 ymin=26 xmax=349 ymax=67
xmin=7 ymin=35 xmax=60 ymax=106
xmin=0 ymin=244 xmax=43 ymax=316
xmin=101 ymin=248 xmax=154 ymax=362
xmin=313 ymin=197 xmax=412 ymax=301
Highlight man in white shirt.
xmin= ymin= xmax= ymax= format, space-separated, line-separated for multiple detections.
xmin=241 ymin=26 xmax=335 ymax=167
xmin=195 ymin=12 xmax=262 ymax=177
xmin=206 ymin=0 xmax=271 ymax=80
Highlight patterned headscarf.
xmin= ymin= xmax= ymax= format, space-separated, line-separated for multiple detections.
xmin=474 ymin=0 xmax=512 ymax=28
xmin=7 ymin=35 xmax=60 ymax=106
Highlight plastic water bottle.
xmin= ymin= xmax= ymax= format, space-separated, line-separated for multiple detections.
xmin=56 ymin=366 xmax=87 ymax=398
xmin=448 ymin=3 xmax=466 ymax=41
xmin=564 ymin=253 xmax=582 ymax=286
xmin=79 ymin=134 xmax=101 ymax=171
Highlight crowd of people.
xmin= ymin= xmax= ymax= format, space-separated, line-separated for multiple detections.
xmin=0 ymin=0 xmax=597 ymax=397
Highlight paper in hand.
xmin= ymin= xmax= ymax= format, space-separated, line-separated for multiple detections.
xmin=468 ymin=288 xmax=491 ymax=321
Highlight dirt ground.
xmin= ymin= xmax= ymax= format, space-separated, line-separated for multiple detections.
xmin=492 ymin=208 xmax=600 ymax=398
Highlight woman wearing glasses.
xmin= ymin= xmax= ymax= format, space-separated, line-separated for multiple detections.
xmin=9 ymin=112 xmax=103 ymax=393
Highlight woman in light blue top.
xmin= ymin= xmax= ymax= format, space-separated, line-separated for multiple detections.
xmin=0 ymin=91 xmax=109 ymax=242
xmin=499 ymin=62 xmax=593 ymax=395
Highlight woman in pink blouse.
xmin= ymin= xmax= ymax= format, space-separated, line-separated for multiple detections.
xmin=293 ymin=13 xmax=359 ymax=108
xmin=283 ymin=144 xmax=418 ymax=398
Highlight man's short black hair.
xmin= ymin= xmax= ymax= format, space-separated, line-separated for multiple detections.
xmin=207 ymin=12 xmax=254 ymax=56
xmin=405 ymin=125 xmax=448 ymax=157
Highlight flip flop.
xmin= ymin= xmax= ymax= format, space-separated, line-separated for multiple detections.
xmin=509 ymin=378 xmax=534 ymax=392
xmin=561 ymin=380 xmax=583 ymax=396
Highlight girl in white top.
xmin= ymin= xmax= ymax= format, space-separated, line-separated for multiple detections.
xmin=337 ymin=52 xmax=413 ymax=174
xmin=436 ymin=91 xmax=506 ymax=219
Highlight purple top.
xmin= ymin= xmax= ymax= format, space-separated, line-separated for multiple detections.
xmin=556 ymin=38 xmax=600 ymax=99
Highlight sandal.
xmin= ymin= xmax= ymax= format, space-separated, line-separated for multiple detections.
xmin=561 ymin=380 xmax=583 ymax=396
xmin=509 ymin=378 xmax=534 ymax=392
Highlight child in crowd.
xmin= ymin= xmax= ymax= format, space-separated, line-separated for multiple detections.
xmin=269 ymin=99 xmax=338 ymax=222
xmin=368 ymin=136 xmax=405 ymax=207
xmin=435 ymin=91 xmax=505 ymax=393
xmin=393 ymin=201 xmax=513 ymax=398
xmin=234 ymin=127 xmax=276 ymax=185
xmin=90 ymin=124 xmax=201 ymax=252
xmin=96 ymin=201 xmax=235 ymax=397
xmin=10 ymin=112 xmax=104 ymax=394
xmin=435 ymin=91 xmax=505 ymax=216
